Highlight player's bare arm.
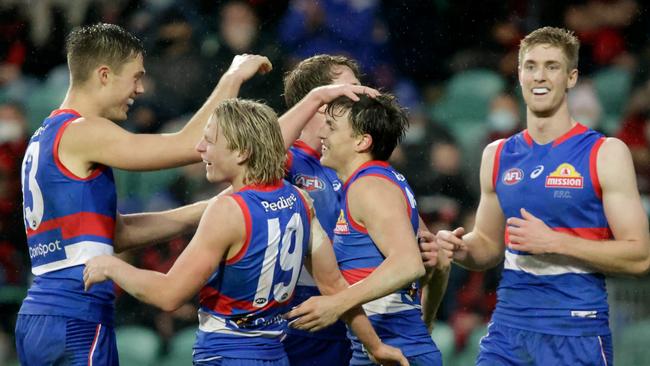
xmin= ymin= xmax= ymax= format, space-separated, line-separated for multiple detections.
xmin=278 ymin=85 xmax=379 ymax=149
xmin=441 ymin=140 xmax=506 ymax=271
xmin=113 ymin=199 xmax=207 ymax=253
xmin=113 ymin=186 xmax=232 ymax=252
xmin=60 ymin=55 xmax=271 ymax=174
xmin=507 ymin=138 xmax=650 ymax=275
xmin=420 ymin=264 xmax=450 ymax=333
xmin=289 ymin=195 xmax=407 ymax=366
xmin=296 ymin=176 xmax=425 ymax=318
xmin=84 ymin=196 xmax=244 ymax=311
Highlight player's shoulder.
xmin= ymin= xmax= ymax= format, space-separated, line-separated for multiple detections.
xmin=349 ymin=171 xmax=403 ymax=202
xmin=598 ymin=137 xmax=629 ymax=154
xmin=203 ymin=194 xmax=245 ymax=234
xmin=596 ymin=137 xmax=632 ymax=169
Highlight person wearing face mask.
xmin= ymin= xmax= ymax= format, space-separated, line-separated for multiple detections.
xmin=434 ymin=26 xmax=650 ymax=365
xmin=485 ymin=94 xmax=521 ymax=143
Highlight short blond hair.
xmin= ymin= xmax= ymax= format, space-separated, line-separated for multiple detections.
xmin=212 ymin=99 xmax=285 ymax=185
xmin=519 ymin=27 xmax=580 ymax=70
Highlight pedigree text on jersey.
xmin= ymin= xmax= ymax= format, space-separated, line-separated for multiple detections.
xmin=261 ymin=193 xmax=298 ymax=212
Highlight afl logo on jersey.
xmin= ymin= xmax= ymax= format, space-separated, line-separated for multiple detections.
xmin=545 ymin=163 xmax=584 ymax=189
xmin=502 ymin=168 xmax=524 ymax=185
xmin=294 ymin=174 xmax=325 ymax=191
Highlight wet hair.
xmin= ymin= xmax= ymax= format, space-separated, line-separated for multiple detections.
xmin=212 ymin=99 xmax=285 ymax=184
xmin=283 ymin=54 xmax=361 ymax=108
xmin=519 ymin=26 xmax=580 ymax=70
xmin=66 ymin=23 xmax=144 ymax=85
xmin=326 ymin=94 xmax=409 ymax=161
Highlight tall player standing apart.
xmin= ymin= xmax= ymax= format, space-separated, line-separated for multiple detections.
xmin=84 ymin=99 xmax=408 ymax=366
xmin=435 ymin=27 xmax=650 ymax=365
xmin=287 ymin=94 xmax=443 ymax=365
xmin=16 ymin=23 xmax=272 ymax=365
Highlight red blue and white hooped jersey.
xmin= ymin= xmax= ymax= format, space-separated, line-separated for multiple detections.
xmin=492 ymin=123 xmax=611 ymax=336
xmin=20 ymin=109 xmax=117 ymax=325
xmin=333 ymin=161 xmax=437 ymax=359
xmin=194 ymin=180 xmax=311 ymax=361
xmin=284 ymin=140 xmax=346 ymax=340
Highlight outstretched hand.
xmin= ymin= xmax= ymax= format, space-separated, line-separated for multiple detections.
xmin=284 ymin=295 xmax=343 ymax=332
xmin=419 ymin=229 xmax=454 ymax=270
xmin=225 ymin=54 xmax=272 ymax=82
xmin=83 ymin=255 xmax=118 ymax=291
xmin=435 ymin=227 xmax=467 ymax=261
xmin=368 ymin=343 xmax=409 ymax=366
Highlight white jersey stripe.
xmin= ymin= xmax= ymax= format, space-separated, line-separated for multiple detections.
xmin=198 ymin=311 xmax=283 ymax=338
xmin=504 ymin=250 xmax=594 ymax=276
xmin=361 ymin=293 xmax=420 ymax=316
xmin=32 ymin=241 xmax=114 ymax=276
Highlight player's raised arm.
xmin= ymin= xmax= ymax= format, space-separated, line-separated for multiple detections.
xmin=278 ymin=85 xmax=378 ymax=150
xmin=60 ymin=55 xmax=271 ymax=173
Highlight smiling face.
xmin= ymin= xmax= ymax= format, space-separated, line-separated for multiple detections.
xmin=195 ymin=116 xmax=241 ymax=184
xmin=519 ymin=44 xmax=577 ymax=117
xmin=318 ymin=109 xmax=359 ymax=172
xmin=102 ymin=53 xmax=145 ymax=122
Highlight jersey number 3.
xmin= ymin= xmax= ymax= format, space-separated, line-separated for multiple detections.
xmin=22 ymin=142 xmax=44 ymax=230
xmin=253 ymin=213 xmax=304 ymax=307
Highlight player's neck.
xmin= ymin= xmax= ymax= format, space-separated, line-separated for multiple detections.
xmin=60 ymin=85 xmax=103 ymax=119
xmin=230 ymin=173 xmax=247 ymax=192
xmin=338 ymin=154 xmax=373 ymax=184
xmin=525 ymin=103 xmax=575 ymax=145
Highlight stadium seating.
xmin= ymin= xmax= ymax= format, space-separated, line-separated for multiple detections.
xmin=160 ymin=326 xmax=196 ymax=366
xmin=451 ymin=323 xmax=487 ymax=366
xmin=432 ymin=69 xmax=506 ymax=124
xmin=431 ymin=321 xmax=455 ymax=366
xmin=592 ymin=66 xmax=632 ymax=135
xmin=615 ymin=319 xmax=650 ymax=365
xmin=115 ymin=325 xmax=162 ymax=366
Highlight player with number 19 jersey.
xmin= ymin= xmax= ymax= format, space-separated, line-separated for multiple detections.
xmin=16 ymin=109 xmax=118 ymax=364
xmin=193 ymin=180 xmax=311 ymax=364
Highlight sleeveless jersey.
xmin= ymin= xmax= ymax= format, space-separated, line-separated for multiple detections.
xmin=285 ymin=140 xmax=346 ymax=340
xmin=492 ymin=123 xmax=611 ymax=336
xmin=333 ymin=161 xmax=437 ymax=359
xmin=19 ymin=109 xmax=117 ymax=325
xmin=194 ymin=181 xmax=312 ymax=361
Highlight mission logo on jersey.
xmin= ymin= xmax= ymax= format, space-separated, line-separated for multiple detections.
xmin=545 ymin=163 xmax=584 ymax=189
xmin=294 ymin=173 xmax=326 ymax=191
xmin=334 ymin=210 xmax=349 ymax=234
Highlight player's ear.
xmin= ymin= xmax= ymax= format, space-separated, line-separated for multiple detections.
xmin=567 ymin=68 xmax=578 ymax=89
xmin=355 ymin=133 xmax=372 ymax=153
xmin=97 ymin=65 xmax=111 ymax=86
xmin=236 ymin=149 xmax=250 ymax=164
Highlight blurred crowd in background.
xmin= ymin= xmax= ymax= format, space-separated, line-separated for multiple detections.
xmin=1 ymin=0 xmax=650 ymax=364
